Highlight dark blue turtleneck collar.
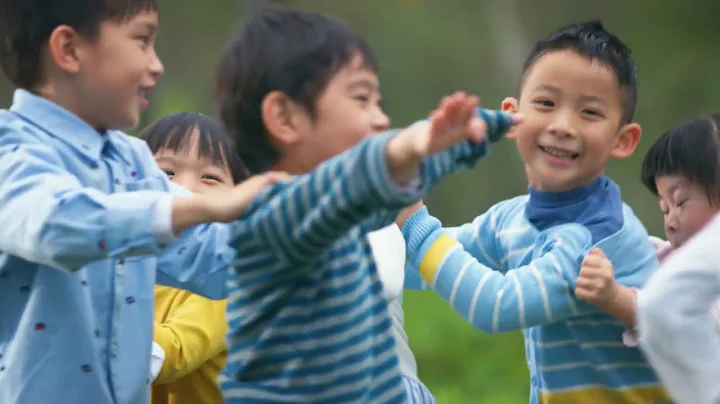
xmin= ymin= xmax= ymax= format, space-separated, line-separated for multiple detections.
xmin=525 ymin=176 xmax=624 ymax=244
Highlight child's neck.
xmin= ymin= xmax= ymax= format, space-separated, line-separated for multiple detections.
xmin=528 ymin=177 xmax=604 ymax=207
xmin=33 ymin=81 xmax=104 ymax=132
xmin=530 ymin=175 xmax=603 ymax=194
xmin=270 ymin=156 xmax=313 ymax=176
xmin=525 ymin=176 xmax=625 ymax=244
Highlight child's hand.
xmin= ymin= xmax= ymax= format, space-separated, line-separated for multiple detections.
xmin=171 ymin=171 xmax=289 ymax=233
xmin=386 ymin=92 xmax=521 ymax=183
xmin=205 ymin=172 xmax=290 ymax=222
xmin=575 ymin=248 xmax=619 ymax=307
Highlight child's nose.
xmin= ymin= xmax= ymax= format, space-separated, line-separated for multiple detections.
xmin=547 ymin=112 xmax=576 ymax=138
xmin=371 ymin=109 xmax=390 ymax=133
xmin=149 ymin=51 xmax=165 ymax=77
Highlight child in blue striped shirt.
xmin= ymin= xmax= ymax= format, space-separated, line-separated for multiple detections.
xmin=402 ymin=21 xmax=673 ymax=403
xmin=211 ymin=7 xmax=518 ymax=403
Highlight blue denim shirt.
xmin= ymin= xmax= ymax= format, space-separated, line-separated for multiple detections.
xmin=0 ymin=90 xmax=234 ymax=404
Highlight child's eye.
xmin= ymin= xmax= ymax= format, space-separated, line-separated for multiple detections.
xmin=353 ymin=95 xmax=370 ymax=104
xmin=136 ymin=35 xmax=151 ymax=45
xmin=676 ymin=199 xmax=687 ymax=208
xmin=163 ymin=170 xmax=175 ymax=177
xmin=533 ymin=100 xmax=554 ymax=108
xmin=202 ymin=174 xmax=222 ymax=183
xmin=582 ymin=109 xmax=602 ymax=117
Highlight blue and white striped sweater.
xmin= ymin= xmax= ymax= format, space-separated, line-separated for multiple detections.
xmin=221 ymin=110 xmax=514 ymax=403
xmin=404 ymin=195 xmax=673 ymax=403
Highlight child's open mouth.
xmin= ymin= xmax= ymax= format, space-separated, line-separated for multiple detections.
xmin=539 ymin=145 xmax=579 ymax=160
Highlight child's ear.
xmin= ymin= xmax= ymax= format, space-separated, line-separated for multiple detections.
xmin=261 ymin=91 xmax=306 ymax=148
xmin=501 ymin=97 xmax=519 ymax=139
xmin=611 ymin=122 xmax=642 ymax=159
xmin=48 ymin=25 xmax=83 ymax=75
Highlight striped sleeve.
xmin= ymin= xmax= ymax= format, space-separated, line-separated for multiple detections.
xmin=403 ymin=203 xmax=506 ymax=290
xmin=403 ymin=206 xmax=592 ymax=333
xmin=237 ymin=131 xmax=425 ymax=266
xmin=362 ymin=108 xmax=516 ymax=234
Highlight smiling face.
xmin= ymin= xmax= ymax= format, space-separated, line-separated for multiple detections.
xmin=69 ymin=10 xmax=164 ymax=130
xmin=503 ymin=49 xmax=641 ymax=192
xmin=153 ymin=128 xmax=235 ymax=194
xmin=269 ymin=54 xmax=390 ymax=174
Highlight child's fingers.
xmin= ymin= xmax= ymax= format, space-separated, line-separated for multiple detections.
xmin=579 ymin=265 xmax=603 ymax=278
xmin=248 ymin=171 xmax=290 ymax=189
xmin=467 ymin=117 xmax=487 ymax=143
xmin=581 ymin=254 xmax=601 ymax=267
xmin=430 ymin=108 xmax=448 ymax=134
xmin=511 ymin=112 xmax=525 ymax=126
xmin=459 ymin=95 xmax=480 ymax=122
xmin=575 ymin=276 xmax=593 ymax=289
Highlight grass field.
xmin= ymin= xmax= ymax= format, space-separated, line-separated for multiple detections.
xmin=404 ymin=291 xmax=530 ymax=403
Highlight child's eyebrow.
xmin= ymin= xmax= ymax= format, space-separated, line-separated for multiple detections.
xmin=578 ymin=94 xmax=607 ymax=105
xmin=531 ymin=84 xmax=561 ymax=94
xmin=347 ymin=78 xmax=378 ymax=91
xmin=135 ymin=21 xmax=157 ymax=35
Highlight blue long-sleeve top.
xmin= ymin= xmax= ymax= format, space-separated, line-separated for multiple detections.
xmin=403 ymin=177 xmax=673 ymax=403
xmin=220 ymin=111 xmax=514 ymax=403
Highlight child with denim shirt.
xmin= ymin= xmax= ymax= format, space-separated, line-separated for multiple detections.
xmin=0 ymin=2 xmax=283 ymax=403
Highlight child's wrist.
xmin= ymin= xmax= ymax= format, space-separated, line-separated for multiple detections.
xmin=596 ymin=284 xmax=622 ymax=310
xmin=170 ymin=195 xmax=215 ymax=234
xmin=385 ymin=129 xmax=423 ymax=185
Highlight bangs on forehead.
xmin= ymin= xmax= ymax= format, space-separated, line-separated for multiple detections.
xmin=141 ymin=113 xmax=229 ymax=166
xmin=102 ymin=0 xmax=157 ymax=21
xmin=349 ymin=43 xmax=378 ymax=74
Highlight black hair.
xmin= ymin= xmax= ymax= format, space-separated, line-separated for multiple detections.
xmin=641 ymin=112 xmax=720 ymax=201
xmin=0 ymin=0 xmax=157 ymax=89
xmin=519 ymin=20 xmax=638 ymax=123
xmin=139 ymin=112 xmax=248 ymax=184
xmin=214 ymin=6 xmax=379 ymax=174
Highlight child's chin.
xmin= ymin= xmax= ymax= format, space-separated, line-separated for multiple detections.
xmin=111 ymin=112 xmax=140 ymax=131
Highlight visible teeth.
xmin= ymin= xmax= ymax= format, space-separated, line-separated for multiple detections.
xmin=540 ymin=146 xmax=579 ymax=159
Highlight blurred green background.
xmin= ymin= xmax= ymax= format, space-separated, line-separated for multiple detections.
xmin=2 ymin=0 xmax=718 ymax=402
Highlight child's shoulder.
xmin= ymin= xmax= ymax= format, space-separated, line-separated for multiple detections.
xmin=482 ymin=194 xmax=530 ymax=227
xmin=594 ymin=202 xmax=656 ymax=284
xmin=0 ymin=109 xmax=46 ymax=143
xmin=107 ymin=129 xmax=153 ymax=156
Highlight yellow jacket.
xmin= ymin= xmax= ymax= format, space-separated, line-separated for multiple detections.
xmin=151 ymin=285 xmax=228 ymax=404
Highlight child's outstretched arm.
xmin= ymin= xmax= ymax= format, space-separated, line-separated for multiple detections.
xmin=236 ymin=93 xmax=519 ymax=266
xmin=638 ymin=214 xmax=720 ymax=404
xmin=402 ymin=201 xmax=509 ymax=290
xmin=403 ymin=206 xmax=593 ymax=333
xmin=362 ymin=107 xmax=518 ymax=233
xmin=153 ymin=174 xmax=288 ymax=299
xmin=0 ymin=121 xmax=281 ymax=272
xmin=575 ymin=248 xmax=638 ymax=329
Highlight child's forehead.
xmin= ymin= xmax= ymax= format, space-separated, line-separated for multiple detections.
xmin=520 ymin=49 xmax=622 ymax=101
xmin=655 ymin=175 xmax=703 ymax=195
xmin=155 ymin=146 xmax=231 ymax=170
xmin=331 ymin=54 xmax=380 ymax=86
xmin=103 ymin=9 xmax=158 ymax=31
